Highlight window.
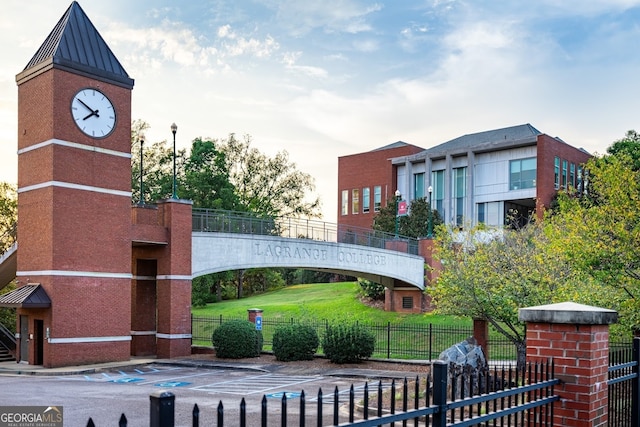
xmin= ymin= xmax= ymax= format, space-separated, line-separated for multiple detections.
xmin=414 ymin=173 xmax=424 ymax=200
xmin=578 ymin=166 xmax=584 ymax=192
xmin=431 ymin=170 xmax=445 ymax=219
xmin=477 ymin=202 xmax=501 ymax=226
xmin=570 ymin=163 xmax=576 ymax=188
xmin=453 ymin=167 xmax=466 ymax=227
xmin=562 ymin=160 xmax=568 ymax=188
xmin=351 ymin=189 xmax=359 ymax=214
xmin=341 ymin=190 xmax=348 ymax=216
xmin=363 ymin=187 xmax=370 ymax=213
xmin=374 ymin=186 xmax=382 ymax=212
xmin=554 ymin=157 xmax=560 ymax=189
xmin=509 ymin=158 xmax=537 ymax=190
xmin=402 ymin=297 xmax=413 ymax=309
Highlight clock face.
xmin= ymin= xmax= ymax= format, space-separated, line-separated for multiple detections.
xmin=71 ymin=88 xmax=116 ymax=138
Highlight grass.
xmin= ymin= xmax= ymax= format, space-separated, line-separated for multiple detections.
xmin=191 ymin=281 xmax=472 ymax=327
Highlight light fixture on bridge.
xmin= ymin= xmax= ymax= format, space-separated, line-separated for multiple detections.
xmin=395 ymin=190 xmax=401 ymax=238
xmin=427 ymin=185 xmax=433 ymax=238
xmin=138 ymin=133 xmax=145 ymax=205
xmin=171 ymin=123 xmax=178 ymax=199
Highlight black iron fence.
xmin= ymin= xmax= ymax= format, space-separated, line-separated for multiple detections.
xmin=86 ymin=360 xmax=558 ymax=427
xmin=608 ymin=337 xmax=640 ymax=426
xmin=192 ymin=208 xmax=419 ymax=255
xmin=192 ymin=315 xmax=520 ymax=361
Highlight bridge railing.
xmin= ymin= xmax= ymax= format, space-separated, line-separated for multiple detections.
xmin=192 ymin=209 xmax=419 ymax=255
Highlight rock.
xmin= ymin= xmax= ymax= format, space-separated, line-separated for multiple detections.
xmin=438 ymin=337 xmax=489 ymax=396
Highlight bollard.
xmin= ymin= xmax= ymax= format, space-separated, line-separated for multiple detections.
xmin=150 ymin=391 xmax=175 ymax=427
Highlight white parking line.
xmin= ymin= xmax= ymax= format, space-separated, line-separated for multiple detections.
xmin=192 ymin=373 xmax=323 ymax=396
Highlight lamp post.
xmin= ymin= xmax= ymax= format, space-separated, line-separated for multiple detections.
xmin=427 ymin=185 xmax=433 ymax=238
xmin=171 ymin=123 xmax=178 ymax=199
xmin=394 ymin=189 xmax=401 ymax=238
xmin=138 ymin=133 xmax=145 ymax=205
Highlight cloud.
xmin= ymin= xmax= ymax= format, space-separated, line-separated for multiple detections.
xmin=259 ymin=0 xmax=383 ymax=35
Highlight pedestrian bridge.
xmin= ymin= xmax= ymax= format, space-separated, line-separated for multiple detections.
xmin=0 ymin=210 xmax=426 ymax=290
xmin=191 ymin=209 xmax=426 ymax=289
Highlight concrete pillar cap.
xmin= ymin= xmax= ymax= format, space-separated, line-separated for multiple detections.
xmin=518 ymin=301 xmax=618 ymax=325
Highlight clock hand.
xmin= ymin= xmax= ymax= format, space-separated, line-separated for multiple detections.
xmin=82 ymin=109 xmax=100 ymax=120
xmin=77 ymin=98 xmax=94 ymax=112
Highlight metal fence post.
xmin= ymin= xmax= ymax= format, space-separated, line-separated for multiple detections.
xmin=633 ymin=337 xmax=640 ymax=426
xmin=150 ymin=391 xmax=175 ymax=427
xmin=432 ymin=361 xmax=448 ymax=427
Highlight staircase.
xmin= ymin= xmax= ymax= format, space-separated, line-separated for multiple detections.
xmin=0 ymin=323 xmax=16 ymax=362
xmin=0 ymin=345 xmax=14 ymax=362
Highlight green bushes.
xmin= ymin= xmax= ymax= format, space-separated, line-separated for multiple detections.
xmin=357 ymin=278 xmax=385 ymax=300
xmin=321 ymin=323 xmax=375 ymax=364
xmin=211 ymin=319 xmax=263 ymax=358
xmin=272 ymin=324 xmax=319 ymax=361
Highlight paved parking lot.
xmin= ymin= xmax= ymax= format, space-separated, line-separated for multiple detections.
xmin=0 ymin=363 xmax=393 ymax=426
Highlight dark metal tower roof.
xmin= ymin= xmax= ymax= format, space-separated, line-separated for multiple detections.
xmin=17 ymin=1 xmax=133 ymax=88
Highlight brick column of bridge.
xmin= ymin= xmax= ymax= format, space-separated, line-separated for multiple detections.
xmin=155 ymin=199 xmax=193 ymax=359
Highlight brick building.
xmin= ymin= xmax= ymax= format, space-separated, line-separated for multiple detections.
xmin=338 ymin=142 xmax=423 ymax=231
xmin=339 ymin=124 xmax=592 ymax=313
xmin=339 ymin=124 xmax=592 ymax=231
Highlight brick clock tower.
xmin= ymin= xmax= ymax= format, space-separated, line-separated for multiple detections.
xmin=13 ymin=2 xmax=192 ymax=367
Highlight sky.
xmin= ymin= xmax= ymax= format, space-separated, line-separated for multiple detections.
xmin=1 ymin=1 xmax=639 ymax=222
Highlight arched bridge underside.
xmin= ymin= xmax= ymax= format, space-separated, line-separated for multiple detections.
xmin=192 ymin=233 xmax=426 ymax=290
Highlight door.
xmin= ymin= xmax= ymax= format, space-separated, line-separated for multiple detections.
xmin=19 ymin=315 xmax=28 ymax=362
xmin=34 ymin=320 xmax=44 ymax=365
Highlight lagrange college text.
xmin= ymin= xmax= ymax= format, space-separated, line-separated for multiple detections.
xmin=253 ymin=242 xmax=387 ymax=265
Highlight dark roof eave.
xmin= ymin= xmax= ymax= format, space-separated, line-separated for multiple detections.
xmin=391 ymin=135 xmax=539 ymax=165
xmin=16 ymin=57 xmax=134 ymax=89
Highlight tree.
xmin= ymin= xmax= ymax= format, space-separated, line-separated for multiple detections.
xmin=0 ymin=183 xmax=17 ymax=253
xmin=607 ymin=130 xmax=640 ymax=171
xmin=373 ymin=197 xmax=442 ymax=238
xmin=181 ymin=138 xmax=240 ymax=210
xmin=131 ymin=120 xmax=187 ymax=204
xmin=545 ymin=150 xmax=640 ymax=333
xmin=430 ymin=221 xmax=596 ymax=367
xmin=218 ymin=134 xmax=321 ymax=218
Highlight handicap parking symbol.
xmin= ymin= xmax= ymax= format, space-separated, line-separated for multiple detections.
xmin=112 ymin=377 xmax=144 ymax=384
xmin=154 ymin=381 xmax=192 ymax=387
xmin=266 ymin=391 xmax=301 ymax=399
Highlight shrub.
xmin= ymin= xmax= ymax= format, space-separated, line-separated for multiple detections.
xmin=272 ymin=324 xmax=319 ymax=361
xmin=321 ymin=323 xmax=375 ymax=364
xmin=211 ymin=319 xmax=263 ymax=358
xmin=358 ymin=278 xmax=385 ymax=301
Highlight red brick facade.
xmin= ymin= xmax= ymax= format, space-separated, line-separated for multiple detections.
xmin=535 ymin=134 xmax=591 ymax=215
xmin=338 ymin=143 xmax=423 ymax=230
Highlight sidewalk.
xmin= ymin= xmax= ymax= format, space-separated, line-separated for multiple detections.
xmin=0 ymin=356 xmax=431 ymax=379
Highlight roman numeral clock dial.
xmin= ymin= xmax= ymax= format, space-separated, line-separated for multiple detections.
xmin=71 ymin=88 xmax=116 ymax=138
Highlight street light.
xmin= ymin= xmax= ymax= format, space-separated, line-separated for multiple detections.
xmin=138 ymin=133 xmax=145 ymax=205
xmin=171 ymin=123 xmax=178 ymax=199
xmin=395 ymin=189 xmax=401 ymax=238
xmin=427 ymin=185 xmax=433 ymax=238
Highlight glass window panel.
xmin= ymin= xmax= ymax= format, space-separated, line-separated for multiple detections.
xmin=341 ymin=190 xmax=348 ymax=216
xmin=363 ymin=187 xmax=370 ymax=213
xmin=352 ymin=189 xmax=359 ymax=214
xmin=374 ymin=186 xmax=382 ymax=212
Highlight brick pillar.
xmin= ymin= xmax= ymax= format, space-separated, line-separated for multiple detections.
xmin=473 ymin=318 xmax=489 ymax=361
xmin=156 ymin=199 xmax=193 ymax=359
xmin=519 ymin=302 xmax=618 ymax=427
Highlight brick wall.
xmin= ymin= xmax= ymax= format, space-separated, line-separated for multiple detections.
xmin=338 ymin=143 xmax=423 ymax=230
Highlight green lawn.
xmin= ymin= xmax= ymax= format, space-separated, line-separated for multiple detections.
xmin=191 ymin=281 xmax=471 ymax=326
xmin=190 ymin=282 xmax=522 ymax=360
